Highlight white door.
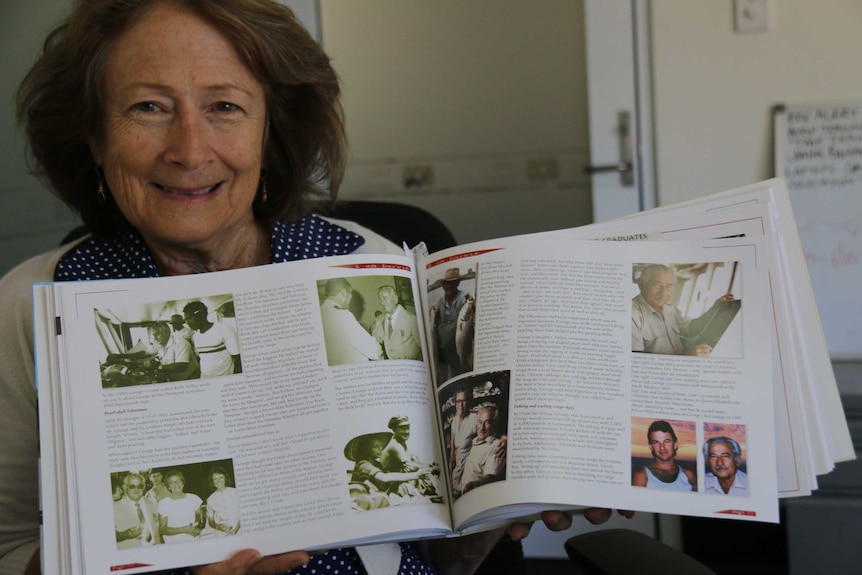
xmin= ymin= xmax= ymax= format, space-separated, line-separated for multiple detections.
xmin=584 ymin=0 xmax=655 ymax=222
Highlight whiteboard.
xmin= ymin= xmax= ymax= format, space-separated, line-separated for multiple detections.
xmin=775 ymin=102 xmax=862 ymax=360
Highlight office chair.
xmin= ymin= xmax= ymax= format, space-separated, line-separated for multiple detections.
xmin=326 ymin=200 xmax=457 ymax=253
xmin=565 ymin=529 xmax=717 ymax=575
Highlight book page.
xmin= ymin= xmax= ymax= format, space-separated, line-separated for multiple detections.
xmin=606 ymin=178 xmax=852 ymax=469
xmin=567 ymin=179 xmax=852 ymax=495
xmin=417 ymin=235 xmax=779 ymax=529
xmin=37 ymin=253 xmax=452 ymax=574
xmin=548 ymin=201 xmax=817 ymax=496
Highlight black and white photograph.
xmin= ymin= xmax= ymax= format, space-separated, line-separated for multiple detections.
xmin=96 ymin=295 xmax=242 ymax=388
xmin=110 ymin=458 xmax=240 ymax=548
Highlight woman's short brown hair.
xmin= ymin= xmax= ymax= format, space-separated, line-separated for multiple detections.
xmin=17 ymin=0 xmax=344 ymax=235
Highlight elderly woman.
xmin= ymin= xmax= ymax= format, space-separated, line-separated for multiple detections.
xmin=1 ymin=0 xmax=616 ymax=573
xmin=159 ymin=470 xmax=205 ymax=544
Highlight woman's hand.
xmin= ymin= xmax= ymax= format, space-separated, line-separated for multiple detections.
xmin=190 ymin=549 xmax=311 ymax=575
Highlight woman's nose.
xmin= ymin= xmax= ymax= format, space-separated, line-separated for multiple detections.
xmin=165 ymin=111 xmax=211 ymax=169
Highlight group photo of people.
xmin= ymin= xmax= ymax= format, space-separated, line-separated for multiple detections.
xmin=96 ymin=295 xmax=242 ymax=388
xmin=427 ymin=265 xmax=477 ymax=382
xmin=630 ymin=418 xmax=750 ymax=497
xmin=110 ymin=459 xmax=241 ymax=549
xmin=438 ymin=371 xmax=509 ymax=501
xmin=343 ymin=415 xmax=442 ymax=511
xmin=631 ymin=261 xmax=741 ymax=358
xmin=318 ymin=275 xmax=423 ymax=366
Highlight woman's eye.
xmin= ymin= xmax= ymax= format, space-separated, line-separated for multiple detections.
xmin=133 ymin=102 xmax=160 ymax=113
xmin=214 ymin=102 xmax=240 ymax=113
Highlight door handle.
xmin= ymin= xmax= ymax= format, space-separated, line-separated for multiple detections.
xmin=584 ymin=161 xmax=632 ymax=174
xmin=583 ymin=110 xmax=634 ymax=186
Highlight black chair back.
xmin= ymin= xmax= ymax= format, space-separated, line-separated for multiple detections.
xmin=328 ymin=200 xmax=457 ymax=252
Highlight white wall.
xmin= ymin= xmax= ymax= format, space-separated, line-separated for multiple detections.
xmin=320 ymin=0 xmax=593 ymax=244
xmin=651 ymin=0 xmax=862 ymax=205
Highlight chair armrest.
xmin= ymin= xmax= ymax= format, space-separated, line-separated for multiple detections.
xmin=564 ymin=528 xmax=717 ymax=575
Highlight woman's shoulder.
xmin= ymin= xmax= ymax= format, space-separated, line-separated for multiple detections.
xmin=0 ymin=243 xmax=79 ymax=317
xmin=0 ymin=243 xmax=75 ymax=289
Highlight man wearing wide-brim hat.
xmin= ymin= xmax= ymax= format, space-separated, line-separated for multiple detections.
xmin=429 ymin=267 xmax=474 ymax=380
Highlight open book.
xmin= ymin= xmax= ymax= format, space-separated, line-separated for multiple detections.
xmin=34 ymin=178 xmax=852 ymax=573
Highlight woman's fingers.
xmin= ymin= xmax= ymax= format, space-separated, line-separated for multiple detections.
xmin=583 ymin=508 xmax=635 ymax=524
xmin=190 ymin=549 xmax=311 ymax=575
xmin=540 ymin=510 xmax=574 ymax=531
xmin=583 ymin=508 xmax=612 ymax=525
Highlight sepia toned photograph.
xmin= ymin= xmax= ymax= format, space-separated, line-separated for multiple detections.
xmin=344 ymin=415 xmax=442 ymax=511
xmin=318 ymin=275 xmax=422 ymax=366
xmin=110 ymin=458 xmax=240 ymax=549
xmin=427 ymin=263 xmax=477 ymax=382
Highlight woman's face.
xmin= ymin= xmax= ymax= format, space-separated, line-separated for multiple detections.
xmin=166 ymin=475 xmax=185 ymax=495
xmin=94 ymin=2 xmax=267 ymax=252
xmin=455 ymin=391 xmax=467 ymax=416
xmin=370 ymin=440 xmax=386 ymax=459
xmin=212 ymin=473 xmax=226 ymax=490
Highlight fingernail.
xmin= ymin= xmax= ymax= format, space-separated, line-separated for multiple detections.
xmin=245 ymin=552 xmax=263 ymax=568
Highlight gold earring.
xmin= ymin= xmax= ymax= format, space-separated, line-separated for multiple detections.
xmin=97 ymin=181 xmax=106 ymax=203
xmin=261 ymin=180 xmax=268 ymax=203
